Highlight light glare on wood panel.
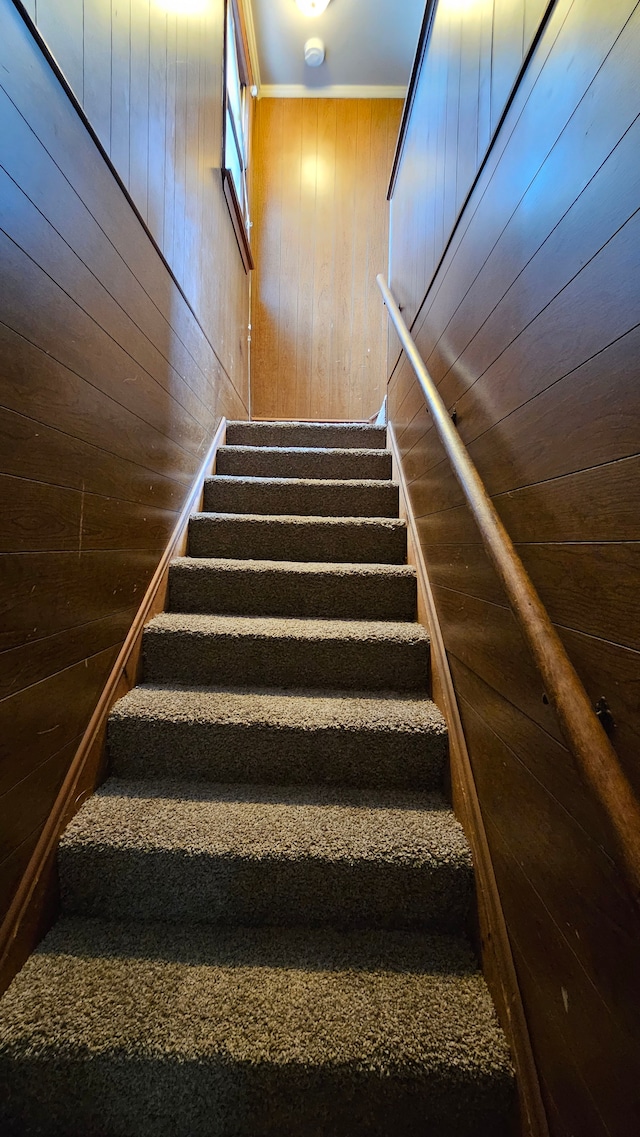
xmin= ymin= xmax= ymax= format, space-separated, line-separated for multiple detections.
xmin=301 ymin=153 xmax=331 ymax=193
xmin=438 ymin=0 xmax=481 ymax=11
xmin=156 ymin=0 xmax=210 ymax=14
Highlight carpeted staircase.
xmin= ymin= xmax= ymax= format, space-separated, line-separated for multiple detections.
xmin=0 ymin=421 xmax=515 ymax=1136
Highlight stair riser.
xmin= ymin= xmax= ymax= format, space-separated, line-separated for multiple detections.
xmin=202 ymin=478 xmax=399 ymax=518
xmin=188 ymin=516 xmax=407 ymax=563
xmin=227 ymin=421 xmax=387 ymax=449
xmin=142 ymin=630 xmax=429 ymax=690
xmin=59 ymin=848 xmax=473 ymax=934
xmin=108 ymin=718 xmax=447 ymax=790
xmin=168 ymin=565 xmax=416 ymax=620
xmin=0 ymin=1054 xmax=514 ymax=1137
xmin=216 ymin=447 xmax=392 ymax=481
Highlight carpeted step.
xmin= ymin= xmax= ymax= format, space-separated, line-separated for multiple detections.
xmin=202 ymin=475 xmax=399 ymax=518
xmin=0 ymin=918 xmax=515 ymax=1137
xmin=107 ymin=685 xmax=448 ymax=789
xmin=142 ymin=613 xmax=430 ymax=690
xmin=216 ymin=445 xmax=392 ymax=482
xmin=168 ymin=558 xmax=417 ymax=620
xmin=226 ymin=419 xmax=387 ymax=450
xmin=188 ymin=513 xmax=407 ymax=563
xmin=58 ymin=781 xmax=473 ymax=932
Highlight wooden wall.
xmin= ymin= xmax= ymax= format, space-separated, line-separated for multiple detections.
xmin=388 ymin=0 xmax=640 ymax=1134
xmin=23 ymin=0 xmax=250 ymax=398
xmin=390 ymin=0 xmax=549 ymax=337
xmin=251 ymin=98 xmax=402 ymax=421
xmin=0 ymin=1 xmax=248 ymax=929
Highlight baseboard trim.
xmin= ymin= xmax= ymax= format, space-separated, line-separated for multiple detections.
xmin=388 ymin=422 xmax=549 ymax=1137
xmin=258 ymin=84 xmax=406 ymax=99
xmin=0 ymin=418 xmax=228 ymax=995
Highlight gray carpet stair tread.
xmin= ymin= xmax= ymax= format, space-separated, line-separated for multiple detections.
xmin=226 ymin=419 xmax=387 ymax=449
xmin=203 ymin=475 xmax=399 ymax=517
xmin=168 ymin=557 xmax=417 ymax=619
xmin=59 ymin=781 xmax=473 ymax=930
xmin=142 ymin=613 xmax=430 ymax=690
xmin=62 ymin=780 xmax=470 ymax=865
xmin=188 ymin=512 xmax=407 ymax=563
xmin=110 ymin=682 xmax=446 ymax=733
xmin=0 ymin=415 xmax=514 ymax=1135
xmin=108 ymin=684 xmax=448 ymax=789
xmin=145 ymin=611 xmax=430 ymax=645
xmin=216 ymin=445 xmax=392 ymax=481
xmin=0 ymin=918 xmax=515 ymax=1137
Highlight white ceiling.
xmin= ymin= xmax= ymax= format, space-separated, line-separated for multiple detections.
xmin=248 ymin=0 xmax=426 ymax=95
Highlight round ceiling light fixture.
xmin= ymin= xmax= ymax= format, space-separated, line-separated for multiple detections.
xmin=304 ymin=37 xmax=326 ymax=67
xmin=296 ymin=0 xmax=331 ymax=16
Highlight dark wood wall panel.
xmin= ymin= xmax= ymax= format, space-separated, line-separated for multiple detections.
xmin=0 ymin=0 xmax=248 ymax=930
xmin=389 ymin=0 xmax=550 ymax=343
xmin=30 ymin=0 xmax=250 ymax=402
xmin=388 ymin=0 xmax=640 ymax=1133
xmin=251 ymin=98 xmax=402 ymax=421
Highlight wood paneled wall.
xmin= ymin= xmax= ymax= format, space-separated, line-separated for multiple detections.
xmin=390 ymin=0 xmax=549 ymax=337
xmin=388 ymin=0 xmax=640 ymax=1134
xmin=0 ymin=1 xmax=248 ymax=928
xmin=251 ymin=98 xmax=402 ymax=422
xmin=24 ymin=0 xmax=249 ymax=399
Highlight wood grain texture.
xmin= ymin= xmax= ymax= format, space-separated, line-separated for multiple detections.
xmin=389 ymin=0 xmax=548 ymax=340
xmin=388 ymin=0 xmax=640 ymax=1133
xmin=0 ymin=0 xmax=247 ymax=934
xmin=251 ymin=98 xmax=402 ymax=421
xmin=0 ymin=419 xmax=227 ymax=996
xmin=30 ymin=0 xmax=250 ymax=394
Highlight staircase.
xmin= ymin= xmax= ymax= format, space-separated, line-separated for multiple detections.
xmin=0 ymin=421 xmax=515 ymax=1136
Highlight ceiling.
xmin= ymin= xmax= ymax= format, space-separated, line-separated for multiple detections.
xmin=247 ymin=0 xmax=426 ymax=96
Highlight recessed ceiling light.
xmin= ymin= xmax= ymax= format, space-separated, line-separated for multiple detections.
xmin=296 ymin=0 xmax=331 ymax=16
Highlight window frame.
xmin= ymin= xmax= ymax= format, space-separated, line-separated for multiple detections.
xmin=222 ymin=0 xmax=254 ymax=272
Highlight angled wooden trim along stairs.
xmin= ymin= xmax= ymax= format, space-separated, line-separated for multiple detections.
xmin=388 ymin=423 xmax=549 ymax=1137
xmin=0 ymin=418 xmax=229 ymax=996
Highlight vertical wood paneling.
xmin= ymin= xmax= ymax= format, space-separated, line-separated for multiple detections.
xmin=172 ymin=14 xmax=188 ymax=286
xmin=332 ymin=99 xmax=358 ymax=416
xmin=297 ymin=98 xmax=318 ymax=418
xmin=129 ymin=0 xmax=150 ymax=222
xmin=147 ymin=3 xmax=167 ymax=240
xmin=163 ymin=11 xmax=177 ymax=263
xmin=362 ymin=101 xmax=392 ymax=421
xmin=251 ymin=97 xmax=284 ymax=420
xmin=0 ymin=0 xmax=248 ymax=931
xmin=388 ymin=0 xmax=640 ymax=1133
xmin=309 ymin=99 xmax=337 ymax=420
xmin=350 ymin=100 xmax=373 ymax=420
xmin=252 ymin=97 xmax=402 ymax=422
xmin=27 ymin=0 xmax=247 ymax=388
xmin=36 ymin=0 xmax=84 ymax=100
xmin=491 ymin=0 xmax=526 ymax=133
xmin=110 ymin=0 xmax=131 ymax=184
xmin=83 ymin=0 xmax=112 ymax=148
xmin=183 ymin=15 xmax=201 ymax=283
xmin=279 ymin=99 xmax=303 ymax=418
xmin=390 ymin=0 xmax=547 ymax=338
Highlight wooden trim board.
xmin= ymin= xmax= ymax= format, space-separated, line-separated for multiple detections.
xmin=258 ymin=85 xmax=407 ymax=99
xmin=388 ymin=422 xmax=549 ymax=1137
xmin=0 ymin=418 xmax=228 ymax=995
